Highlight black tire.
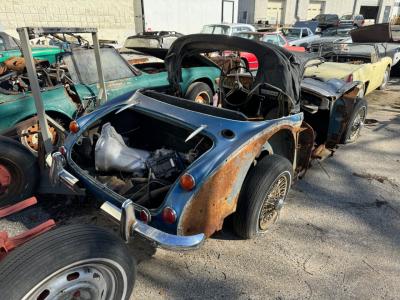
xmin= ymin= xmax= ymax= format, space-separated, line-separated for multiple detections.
xmin=0 ymin=136 xmax=39 ymax=207
xmin=0 ymin=224 xmax=136 ymax=300
xmin=233 ymin=155 xmax=293 ymax=239
xmin=184 ymin=82 xmax=213 ymax=105
xmin=378 ymin=67 xmax=390 ymax=90
xmin=343 ymin=98 xmax=368 ymax=144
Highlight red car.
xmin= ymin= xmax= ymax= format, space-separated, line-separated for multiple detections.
xmin=235 ymin=32 xmax=305 ymax=71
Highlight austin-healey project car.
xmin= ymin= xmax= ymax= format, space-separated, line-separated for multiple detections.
xmin=47 ymin=34 xmax=366 ymax=243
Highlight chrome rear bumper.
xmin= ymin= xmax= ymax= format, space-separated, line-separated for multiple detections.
xmin=101 ymin=200 xmax=205 ymax=251
xmin=50 ymin=152 xmax=205 ymax=250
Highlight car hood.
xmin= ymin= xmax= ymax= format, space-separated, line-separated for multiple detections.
xmin=304 ymin=62 xmax=361 ymax=80
xmin=301 ymin=77 xmax=358 ymax=98
xmin=165 ymin=34 xmax=315 ymax=112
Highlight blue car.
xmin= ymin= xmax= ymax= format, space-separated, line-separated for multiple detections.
xmin=49 ymin=34 xmax=364 ymax=247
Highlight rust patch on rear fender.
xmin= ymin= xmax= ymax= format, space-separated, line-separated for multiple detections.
xmin=179 ymin=125 xmax=297 ymax=238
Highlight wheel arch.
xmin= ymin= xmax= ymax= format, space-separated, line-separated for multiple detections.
xmin=257 ymin=129 xmax=296 ymax=164
xmin=188 ymin=77 xmax=215 ymax=94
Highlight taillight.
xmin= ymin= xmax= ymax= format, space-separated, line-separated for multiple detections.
xmin=346 ymin=74 xmax=353 ymax=82
xmin=69 ymin=120 xmax=80 ymax=133
xmin=162 ymin=207 xmax=177 ymax=224
xmin=179 ymin=173 xmax=196 ymax=191
xmin=140 ymin=210 xmax=150 ymax=223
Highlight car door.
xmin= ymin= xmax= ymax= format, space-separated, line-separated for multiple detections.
xmin=368 ymin=45 xmax=386 ymax=91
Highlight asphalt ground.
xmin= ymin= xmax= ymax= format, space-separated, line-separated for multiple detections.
xmin=1 ymin=78 xmax=399 ymax=299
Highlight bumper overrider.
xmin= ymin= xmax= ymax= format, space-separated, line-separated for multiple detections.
xmin=49 ymin=151 xmax=205 ymax=250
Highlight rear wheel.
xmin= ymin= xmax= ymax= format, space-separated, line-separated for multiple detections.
xmin=0 ymin=224 xmax=136 ymax=300
xmin=378 ymin=67 xmax=390 ymax=90
xmin=343 ymin=98 xmax=368 ymax=144
xmin=233 ymin=155 xmax=292 ymax=239
xmin=0 ymin=136 xmax=39 ymax=207
xmin=184 ymin=82 xmax=213 ymax=105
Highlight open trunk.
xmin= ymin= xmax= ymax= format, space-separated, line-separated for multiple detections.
xmin=71 ymin=108 xmax=213 ymax=210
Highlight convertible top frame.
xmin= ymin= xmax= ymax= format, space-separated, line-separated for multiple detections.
xmin=16 ymin=27 xmax=108 ymax=154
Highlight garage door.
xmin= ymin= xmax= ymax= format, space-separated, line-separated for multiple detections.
xmin=307 ymin=1 xmax=325 ymax=20
xmin=267 ymin=0 xmax=284 ymax=25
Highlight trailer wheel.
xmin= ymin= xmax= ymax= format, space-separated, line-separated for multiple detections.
xmin=233 ymin=155 xmax=292 ymax=239
xmin=343 ymin=98 xmax=368 ymax=144
xmin=0 ymin=136 xmax=39 ymax=207
xmin=0 ymin=224 xmax=136 ymax=300
xmin=184 ymin=82 xmax=213 ymax=105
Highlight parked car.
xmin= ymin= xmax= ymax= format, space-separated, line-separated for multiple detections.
xmin=305 ymin=43 xmax=392 ymax=96
xmin=119 ymin=31 xmax=183 ymax=65
xmin=0 ymin=46 xmax=220 ymax=154
xmin=280 ymin=27 xmax=320 ymax=47
xmin=0 ymin=32 xmax=61 ymax=64
xmin=340 ymin=14 xmax=365 ymax=27
xmin=48 ymin=34 xmax=365 ymax=245
xmin=200 ymin=23 xmax=256 ymax=35
xmin=312 ymin=14 xmax=340 ymax=33
xmin=233 ymin=31 xmax=305 ymax=70
xmin=308 ymin=25 xmax=354 ymax=52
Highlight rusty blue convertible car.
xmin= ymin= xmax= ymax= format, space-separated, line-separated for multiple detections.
xmin=49 ymin=34 xmax=366 ymax=247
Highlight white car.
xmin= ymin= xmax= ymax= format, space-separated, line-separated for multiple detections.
xmin=200 ymin=23 xmax=256 ymax=36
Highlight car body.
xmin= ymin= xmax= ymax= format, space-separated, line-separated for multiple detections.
xmin=280 ymin=27 xmax=320 ymax=47
xmin=233 ymin=31 xmax=305 ymax=70
xmin=0 ymin=32 xmax=61 ymax=64
xmin=308 ymin=25 xmax=354 ymax=52
xmin=119 ymin=31 xmax=183 ymax=65
xmin=305 ymin=43 xmax=392 ymax=95
xmin=51 ymin=35 xmax=364 ymax=248
xmin=340 ymin=14 xmax=365 ymax=27
xmin=200 ymin=23 xmax=256 ymax=36
xmin=0 ymin=46 xmax=220 ymax=147
xmin=312 ymin=14 xmax=340 ymax=33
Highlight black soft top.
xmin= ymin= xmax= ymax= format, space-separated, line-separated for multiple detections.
xmin=165 ymin=34 xmax=311 ymax=110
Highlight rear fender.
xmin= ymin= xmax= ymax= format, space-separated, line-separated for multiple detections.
xmin=178 ymin=119 xmax=303 ymax=238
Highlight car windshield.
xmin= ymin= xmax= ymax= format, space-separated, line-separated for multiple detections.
xmin=321 ymin=43 xmax=376 ymax=56
xmin=201 ymin=25 xmax=230 ymax=35
xmin=340 ymin=15 xmax=353 ymax=20
xmin=234 ymin=32 xmax=262 ymax=41
xmin=322 ymin=27 xmax=353 ymax=37
xmin=281 ymin=28 xmax=301 ymax=38
xmin=124 ymin=37 xmax=161 ymax=48
xmin=64 ymin=47 xmax=135 ymax=85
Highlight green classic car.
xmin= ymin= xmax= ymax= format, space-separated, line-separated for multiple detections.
xmin=0 ymin=46 xmax=220 ymax=152
xmin=0 ymin=32 xmax=61 ymax=64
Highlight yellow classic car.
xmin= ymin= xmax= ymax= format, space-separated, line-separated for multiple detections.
xmin=305 ymin=43 xmax=392 ymax=96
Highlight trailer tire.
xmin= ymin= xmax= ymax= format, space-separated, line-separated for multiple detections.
xmin=0 ymin=136 xmax=39 ymax=207
xmin=233 ymin=155 xmax=292 ymax=239
xmin=0 ymin=224 xmax=136 ymax=300
xmin=185 ymin=82 xmax=213 ymax=105
xmin=343 ymin=98 xmax=368 ymax=144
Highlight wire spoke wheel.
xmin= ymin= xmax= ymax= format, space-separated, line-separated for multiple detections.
xmin=258 ymin=174 xmax=289 ymax=231
xmin=25 ymin=260 xmax=120 ymax=300
xmin=349 ymin=106 xmax=366 ymax=141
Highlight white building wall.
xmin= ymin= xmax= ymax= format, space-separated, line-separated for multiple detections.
xmin=0 ymin=0 xmax=136 ymax=43
xmin=251 ymin=0 xmax=395 ymax=25
xmin=143 ymin=0 xmax=239 ymax=34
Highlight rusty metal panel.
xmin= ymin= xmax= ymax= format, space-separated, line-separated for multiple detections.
xmin=179 ymin=125 xmax=298 ymax=238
